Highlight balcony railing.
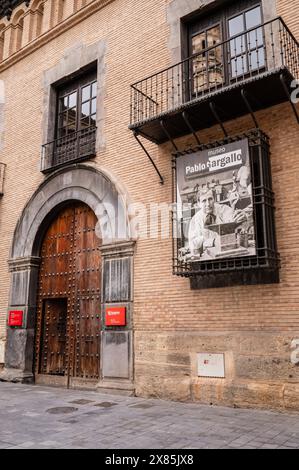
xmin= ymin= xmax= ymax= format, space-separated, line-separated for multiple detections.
xmin=130 ymin=17 xmax=299 ymax=130
xmin=0 ymin=162 xmax=5 ymax=196
xmin=41 ymin=126 xmax=97 ymax=173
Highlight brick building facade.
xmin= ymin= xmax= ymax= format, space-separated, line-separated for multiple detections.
xmin=0 ymin=0 xmax=298 ymax=410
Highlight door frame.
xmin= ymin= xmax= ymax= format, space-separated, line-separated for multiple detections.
xmin=4 ymin=165 xmax=134 ymax=393
xmin=34 ymin=202 xmax=102 ymax=389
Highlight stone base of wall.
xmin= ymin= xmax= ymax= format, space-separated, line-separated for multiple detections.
xmin=0 ymin=368 xmax=34 ymax=384
xmin=135 ymin=332 xmax=299 ymax=411
xmin=136 ymin=377 xmax=299 ymax=411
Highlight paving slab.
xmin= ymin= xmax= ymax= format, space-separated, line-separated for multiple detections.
xmin=0 ymin=382 xmax=299 ymax=449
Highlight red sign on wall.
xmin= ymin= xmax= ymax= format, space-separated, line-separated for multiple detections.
xmin=8 ymin=310 xmax=24 ymax=327
xmin=105 ymin=307 xmax=126 ymax=326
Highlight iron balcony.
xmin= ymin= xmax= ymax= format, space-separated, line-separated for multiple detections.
xmin=129 ymin=17 xmax=299 ymax=144
xmin=41 ymin=126 xmax=97 ymax=173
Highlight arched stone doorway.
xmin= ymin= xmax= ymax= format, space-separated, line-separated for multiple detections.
xmin=2 ymin=165 xmax=135 ymax=393
xmin=35 ymin=202 xmax=102 ymax=388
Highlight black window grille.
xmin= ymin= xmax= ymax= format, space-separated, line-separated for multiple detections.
xmin=172 ymin=129 xmax=280 ymax=288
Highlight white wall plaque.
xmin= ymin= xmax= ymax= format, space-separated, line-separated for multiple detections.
xmin=198 ymin=353 xmax=225 ymax=378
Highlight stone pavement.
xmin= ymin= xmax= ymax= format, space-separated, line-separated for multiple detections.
xmin=0 ymin=382 xmax=299 ymax=449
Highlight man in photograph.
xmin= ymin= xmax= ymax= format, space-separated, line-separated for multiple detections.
xmin=229 ymin=165 xmax=252 ymax=209
xmin=188 ymin=187 xmax=248 ymax=257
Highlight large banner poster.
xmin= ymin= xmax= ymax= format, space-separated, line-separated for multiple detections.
xmin=176 ymin=139 xmax=256 ymax=262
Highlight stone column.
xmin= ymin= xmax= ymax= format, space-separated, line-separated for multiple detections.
xmin=21 ymin=11 xmax=33 ymax=47
xmin=41 ymin=0 xmax=52 ymax=33
xmin=51 ymin=0 xmax=64 ymax=27
xmin=3 ymin=25 xmax=13 ymax=59
xmin=63 ymin=0 xmax=76 ymax=20
xmin=0 ymin=257 xmax=41 ymax=383
xmin=97 ymin=241 xmax=135 ymax=395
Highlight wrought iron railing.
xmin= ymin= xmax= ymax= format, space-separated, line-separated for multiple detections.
xmin=0 ymin=162 xmax=5 ymax=196
xmin=41 ymin=126 xmax=97 ymax=172
xmin=130 ymin=17 xmax=299 ymax=125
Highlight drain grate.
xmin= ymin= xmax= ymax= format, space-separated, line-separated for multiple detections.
xmin=93 ymin=402 xmax=117 ymax=408
xmin=69 ymin=399 xmax=95 ymax=405
xmin=46 ymin=407 xmax=78 ymax=415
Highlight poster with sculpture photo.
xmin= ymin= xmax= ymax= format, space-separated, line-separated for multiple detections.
xmin=176 ymin=139 xmax=256 ymax=262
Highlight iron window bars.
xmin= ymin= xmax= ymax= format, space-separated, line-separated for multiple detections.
xmin=172 ymin=129 xmax=280 ymax=285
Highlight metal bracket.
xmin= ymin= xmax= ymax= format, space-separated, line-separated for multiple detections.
xmin=280 ymin=73 xmax=299 ymax=125
xmin=133 ymin=132 xmax=164 ymax=185
xmin=182 ymin=111 xmax=201 ymax=146
xmin=209 ymin=102 xmax=228 ymax=137
xmin=241 ymin=89 xmax=259 ymax=129
xmin=160 ymin=120 xmax=178 ymax=152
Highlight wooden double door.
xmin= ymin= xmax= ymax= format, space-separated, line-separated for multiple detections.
xmin=34 ymin=202 xmax=102 ymax=388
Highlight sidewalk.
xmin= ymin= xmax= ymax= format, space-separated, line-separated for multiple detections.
xmin=0 ymin=382 xmax=299 ymax=449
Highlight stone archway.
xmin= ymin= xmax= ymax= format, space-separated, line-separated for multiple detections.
xmin=1 ymin=165 xmax=135 ymax=392
xmin=11 ymin=164 xmax=130 ymax=260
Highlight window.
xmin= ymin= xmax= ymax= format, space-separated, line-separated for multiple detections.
xmin=41 ymin=70 xmax=97 ymax=172
xmin=228 ymin=5 xmax=264 ymax=78
xmin=57 ymin=74 xmax=97 ymax=139
xmin=187 ymin=1 xmax=265 ymax=94
xmin=191 ymin=24 xmax=223 ymax=92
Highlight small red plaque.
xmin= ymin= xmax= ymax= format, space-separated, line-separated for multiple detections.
xmin=105 ymin=307 xmax=126 ymax=326
xmin=8 ymin=310 xmax=24 ymax=327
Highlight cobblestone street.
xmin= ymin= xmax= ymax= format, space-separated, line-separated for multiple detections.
xmin=0 ymin=382 xmax=299 ymax=449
